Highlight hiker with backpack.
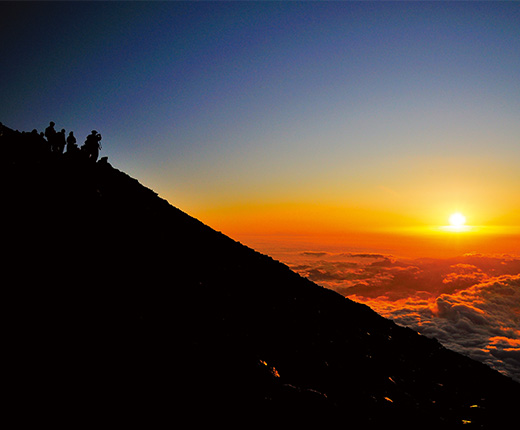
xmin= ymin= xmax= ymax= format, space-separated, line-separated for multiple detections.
xmin=82 ymin=130 xmax=101 ymax=162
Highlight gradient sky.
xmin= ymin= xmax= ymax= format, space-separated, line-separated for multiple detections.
xmin=2 ymin=1 xmax=519 ymax=257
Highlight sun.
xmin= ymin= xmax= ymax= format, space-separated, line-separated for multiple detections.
xmin=449 ymin=212 xmax=466 ymax=227
xmin=437 ymin=212 xmax=472 ymax=233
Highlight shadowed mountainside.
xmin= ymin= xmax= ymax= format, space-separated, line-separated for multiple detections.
xmin=3 ymin=124 xmax=519 ymax=427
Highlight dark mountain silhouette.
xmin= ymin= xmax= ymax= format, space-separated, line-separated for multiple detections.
xmin=3 ymin=124 xmax=519 ymax=427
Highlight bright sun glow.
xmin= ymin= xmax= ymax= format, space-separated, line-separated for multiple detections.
xmin=437 ymin=212 xmax=472 ymax=233
xmin=449 ymin=212 xmax=466 ymax=227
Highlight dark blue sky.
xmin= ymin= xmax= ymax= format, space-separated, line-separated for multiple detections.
xmin=2 ymin=1 xmax=519 ymax=239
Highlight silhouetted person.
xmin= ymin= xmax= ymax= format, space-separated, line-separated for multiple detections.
xmin=45 ymin=122 xmax=56 ymax=148
xmin=82 ymin=130 xmax=101 ymax=162
xmin=54 ymin=129 xmax=66 ymax=154
xmin=66 ymin=131 xmax=78 ymax=155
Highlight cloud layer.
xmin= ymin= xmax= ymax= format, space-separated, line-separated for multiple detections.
xmin=288 ymin=252 xmax=520 ymax=382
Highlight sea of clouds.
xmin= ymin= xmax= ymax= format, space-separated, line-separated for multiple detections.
xmin=288 ymin=252 xmax=520 ymax=382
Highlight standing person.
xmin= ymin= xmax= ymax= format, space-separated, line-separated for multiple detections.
xmin=55 ymin=129 xmax=66 ymax=154
xmin=82 ymin=130 xmax=101 ymax=162
xmin=44 ymin=121 xmax=56 ymax=152
xmin=66 ymin=131 xmax=78 ymax=155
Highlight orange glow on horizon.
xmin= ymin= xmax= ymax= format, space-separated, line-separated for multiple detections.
xmin=186 ymin=199 xmax=520 ymax=260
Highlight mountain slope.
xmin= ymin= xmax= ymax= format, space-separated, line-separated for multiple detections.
xmin=3 ymin=125 xmax=519 ymax=427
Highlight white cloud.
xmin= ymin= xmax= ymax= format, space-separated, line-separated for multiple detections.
xmin=287 ymin=252 xmax=520 ymax=382
xmin=352 ymin=274 xmax=520 ymax=382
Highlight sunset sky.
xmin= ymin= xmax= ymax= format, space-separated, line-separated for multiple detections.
xmin=2 ymin=1 xmax=519 ymax=257
xmin=2 ymin=1 xmax=519 ymax=383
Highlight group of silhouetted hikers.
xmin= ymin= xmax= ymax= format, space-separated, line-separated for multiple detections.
xmin=1 ymin=121 xmax=102 ymax=163
xmin=44 ymin=121 xmax=102 ymax=161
